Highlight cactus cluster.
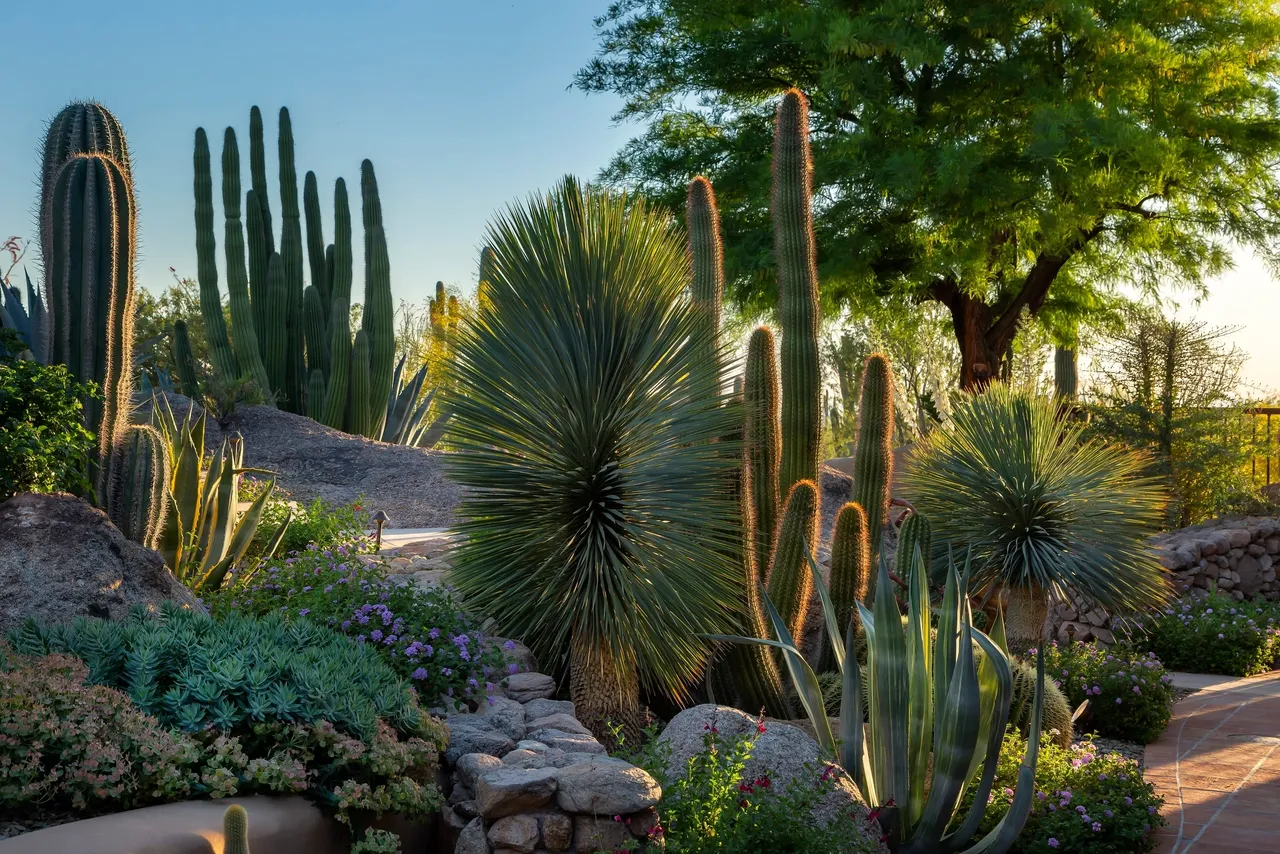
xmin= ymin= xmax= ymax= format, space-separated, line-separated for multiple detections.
xmin=194 ymin=107 xmax=395 ymax=438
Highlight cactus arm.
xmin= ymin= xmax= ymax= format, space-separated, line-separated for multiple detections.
xmin=277 ymin=108 xmax=307 ymax=414
xmin=349 ymin=329 xmax=372 ymax=437
xmin=763 ymin=479 xmax=818 ymax=643
xmin=687 ymin=176 xmax=724 ymax=391
xmin=854 ymin=354 xmax=895 ymax=577
xmin=744 ymin=327 xmax=781 ymax=577
xmin=364 ymin=221 xmax=395 ymax=437
xmin=219 ymin=129 xmax=274 ymax=402
xmin=262 ymin=253 xmax=290 ymax=400
xmin=192 ymin=128 xmax=238 ymax=382
xmin=321 ymin=179 xmax=353 ymax=430
xmin=303 ymin=284 xmax=329 ymax=378
xmin=303 ymin=171 xmax=329 ymax=319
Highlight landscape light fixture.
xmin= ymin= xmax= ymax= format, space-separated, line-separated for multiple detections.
xmin=372 ymin=510 xmax=390 ymax=552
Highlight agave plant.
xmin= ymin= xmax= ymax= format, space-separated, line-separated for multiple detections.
xmin=446 ymin=176 xmax=742 ymax=744
xmin=150 ymin=395 xmax=290 ymax=592
xmin=713 ymin=539 xmax=1047 ymax=853
xmin=903 ymin=382 xmax=1169 ymax=644
xmin=379 ymin=354 xmax=451 ymax=447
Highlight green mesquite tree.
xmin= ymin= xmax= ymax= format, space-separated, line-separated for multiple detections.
xmin=578 ymin=0 xmax=1280 ymax=388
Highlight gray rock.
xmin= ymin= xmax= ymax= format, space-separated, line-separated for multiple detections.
xmin=455 ymin=799 xmax=480 ymax=819
xmin=505 ymin=672 xmax=557 ymax=702
xmin=573 ymin=816 xmax=631 ymax=853
xmin=516 ymin=739 xmax=550 ymax=753
xmin=0 ymin=493 xmax=201 ymax=633
xmin=478 ymin=695 xmax=528 ymax=741
xmin=658 ymin=705 xmax=880 ymax=832
xmin=523 ymin=698 xmax=575 ymax=720
xmin=457 ymin=753 xmax=505 ymax=788
xmin=1237 ymin=554 xmax=1264 ymax=596
xmin=1228 ymin=529 xmax=1253 ymax=549
xmin=547 ymin=751 xmax=608 ymax=769
xmin=487 ymin=636 xmax=537 ymax=672
xmin=488 ymin=814 xmax=540 ymax=854
xmin=501 ymin=749 xmax=547 ymax=769
xmin=475 ymin=766 xmax=559 ymax=819
xmin=442 ymin=804 xmax=468 ymax=832
xmin=447 ymin=716 xmax=517 ymax=763
xmin=526 ymin=729 xmax=607 ymax=755
xmin=555 ymin=757 xmax=661 ymax=814
xmin=457 ymin=817 xmax=491 ymax=854
xmin=525 ymin=713 xmax=591 ymax=737
xmin=539 ymin=812 xmax=573 ymax=852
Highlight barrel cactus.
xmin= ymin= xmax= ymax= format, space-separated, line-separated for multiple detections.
xmin=223 ymin=804 xmax=250 ymax=854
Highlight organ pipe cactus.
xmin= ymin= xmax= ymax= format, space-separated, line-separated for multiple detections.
xmin=773 ymin=90 xmax=822 ymax=499
xmin=852 ymin=353 xmax=895 ymax=577
xmin=712 ymin=544 xmax=1047 ymax=854
xmin=107 ymin=425 xmax=170 ymax=550
xmin=1054 ymin=346 xmax=1078 ymax=400
xmin=764 ymin=479 xmax=819 ymax=644
xmin=171 ymin=319 xmax=201 ymax=397
xmin=687 ymin=176 xmax=723 ymax=389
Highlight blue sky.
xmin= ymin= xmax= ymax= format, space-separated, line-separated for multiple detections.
xmin=2 ymin=0 xmax=1278 ymax=393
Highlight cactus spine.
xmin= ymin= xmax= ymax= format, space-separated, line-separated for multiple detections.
xmin=852 ymin=354 xmax=894 ymax=577
xmin=263 ymin=253 xmax=289 ymax=395
xmin=171 ymin=319 xmax=200 ymax=397
xmin=1010 ymin=658 xmax=1073 ymax=747
xmin=764 ymin=479 xmax=819 ymax=643
xmin=687 ymin=176 xmax=724 ymax=388
xmin=223 ymin=804 xmax=250 ymax=854
xmin=219 ymin=129 xmax=274 ymax=400
xmin=1055 ymin=346 xmax=1078 ymax=400
xmin=773 ymin=90 xmax=822 ymax=500
xmin=744 ymin=327 xmax=781 ymax=578
xmin=108 ymin=425 xmax=170 ymax=549
xmin=44 ymin=152 xmax=137 ymax=502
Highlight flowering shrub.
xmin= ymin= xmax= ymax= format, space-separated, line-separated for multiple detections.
xmin=621 ymin=718 xmax=886 ymax=854
xmin=958 ymin=731 xmax=1164 ymax=854
xmin=1133 ymin=588 xmax=1280 ymax=676
xmin=208 ymin=545 xmax=506 ymax=707
xmin=241 ymin=479 xmax=371 ymax=560
xmin=0 ymin=358 xmax=96 ymax=501
xmin=1040 ymin=642 xmax=1174 ymax=744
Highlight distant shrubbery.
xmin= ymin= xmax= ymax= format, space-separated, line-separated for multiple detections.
xmin=1131 ymin=589 xmax=1280 ymax=677
xmin=1041 ymin=642 xmax=1174 ymax=744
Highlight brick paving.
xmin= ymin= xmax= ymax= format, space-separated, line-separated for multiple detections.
xmin=1144 ymin=674 xmax=1280 ymax=853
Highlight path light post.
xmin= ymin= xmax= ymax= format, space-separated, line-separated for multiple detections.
xmin=372 ymin=510 xmax=390 ymax=552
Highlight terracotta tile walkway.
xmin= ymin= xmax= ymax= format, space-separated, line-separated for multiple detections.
xmin=1144 ymin=673 xmax=1280 ymax=853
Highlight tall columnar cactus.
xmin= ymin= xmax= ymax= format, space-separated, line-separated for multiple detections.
xmin=219 ymin=129 xmax=274 ymax=399
xmin=107 ymin=425 xmax=170 ymax=549
xmin=349 ymin=329 xmax=372 ymax=438
xmin=322 ymin=179 xmax=354 ymax=430
xmin=764 ymin=479 xmax=819 ymax=643
xmin=895 ymin=511 xmax=932 ymax=592
xmin=247 ymin=108 xmax=274 ymax=345
xmin=1054 ymin=346 xmax=1078 ymax=400
xmin=744 ymin=327 xmax=781 ymax=578
xmin=262 ymin=253 xmax=289 ymax=395
xmin=360 ymin=162 xmax=395 ymax=436
xmin=277 ymin=107 xmax=307 ymax=412
xmin=43 ymin=152 xmax=137 ymax=501
xmin=303 ymin=171 xmax=329 ymax=321
xmin=171 ymin=319 xmax=200 ymax=397
xmin=687 ymin=176 xmax=724 ymax=390
xmin=193 ymin=128 xmax=239 ymax=383
xmin=478 ymin=245 xmax=496 ymax=302
xmin=824 ymin=501 xmax=870 ymax=670
xmin=223 ymin=804 xmax=250 ymax=854
xmin=773 ymin=90 xmax=822 ymax=499
xmin=852 ymin=354 xmax=894 ymax=578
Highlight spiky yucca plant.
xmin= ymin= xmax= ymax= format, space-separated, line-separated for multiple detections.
xmin=903 ymin=382 xmax=1169 ymax=644
xmin=446 ymin=177 xmax=742 ymax=745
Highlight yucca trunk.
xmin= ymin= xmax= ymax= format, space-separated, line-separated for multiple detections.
xmin=570 ymin=629 xmax=644 ymax=750
xmin=1004 ymin=584 xmax=1049 ymax=647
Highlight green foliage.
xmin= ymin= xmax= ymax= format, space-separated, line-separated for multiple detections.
xmin=577 ymin=0 xmax=1280 ymax=382
xmin=1040 ymin=642 xmax=1173 ymax=745
xmin=1083 ymin=307 xmax=1260 ymax=528
xmin=207 ymin=545 xmax=506 ymax=708
xmin=241 ymin=480 xmax=368 ymax=561
xmin=8 ymin=604 xmax=427 ymax=742
xmin=957 ymin=731 xmax=1165 ymax=854
xmin=1132 ymin=589 xmax=1280 ymax=677
xmin=904 ymin=383 xmax=1169 ymax=613
xmin=446 ymin=176 xmax=742 ymax=732
xmin=625 ymin=725 xmax=885 ymax=854
xmin=0 ymin=359 xmax=96 ymax=501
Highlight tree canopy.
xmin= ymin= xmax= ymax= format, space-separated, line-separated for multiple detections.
xmin=577 ymin=0 xmax=1280 ymax=387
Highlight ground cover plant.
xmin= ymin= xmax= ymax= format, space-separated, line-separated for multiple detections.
xmin=208 ymin=543 xmax=505 ymax=706
xmin=958 ymin=731 xmax=1165 ymax=854
xmin=3 ymin=607 xmax=447 ymax=841
xmin=1039 ymin=642 xmax=1174 ymax=745
xmin=1131 ymin=588 xmax=1280 ymax=677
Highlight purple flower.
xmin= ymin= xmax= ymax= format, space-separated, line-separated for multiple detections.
xmin=1091 ymin=822 xmax=1102 ymax=832
xmin=411 ymin=668 xmax=429 ymax=680
xmin=371 ymin=630 xmax=384 ymax=642
xmin=299 ymin=608 xmax=310 ymax=616
xmin=1048 ymin=840 xmax=1059 ymax=849
xmin=504 ymin=640 xmax=517 ymax=651
xmin=508 ymin=662 xmax=519 ymax=675
xmin=1124 ymin=797 xmax=1133 ymax=806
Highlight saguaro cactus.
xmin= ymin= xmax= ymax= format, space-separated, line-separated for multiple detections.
xmin=360 ymin=161 xmax=395 ymax=436
xmin=219 ymin=128 xmax=274 ymax=398
xmin=853 ymin=353 xmax=894 ymax=570
xmin=764 ymin=479 xmax=820 ymax=643
xmin=773 ymin=90 xmax=822 ymax=500
xmin=193 ymin=128 xmax=239 ymax=383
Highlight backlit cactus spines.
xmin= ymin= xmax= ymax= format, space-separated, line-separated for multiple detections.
xmin=853 ymin=353 xmax=894 ymax=567
xmin=223 ymin=804 xmax=250 ymax=854
xmin=303 ymin=171 xmax=329 ymax=316
xmin=46 ymin=153 xmax=137 ymax=500
xmin=773 ymin=89 xmax=822 ymax=500
xmin=220 ymin=128 xmax=274 ymax=401
xmin=361 ymin=163 xmax=395 ymax=437
xmin=108 ymin=425 xmax=170 ymax=549
xmin=278 ymin=108 xmax=307 ymax=414
xmin=895 ymin=511 xmax=932 ymax=596
xmin=303 ymin=284 xmax=328 ymax=378
xmin=193 ymin=128 xmax=239 ymax=382
xmin=764 ymin=479 xmax=819 ymax=644
xmin=263 ymin=253 xmax=290 ymax=399
xmin=1055 ymin=346 xmax=1078 ymax=400
xmin=171 ymin=319 xmax=200 ymax=397
xmin=826 ymin=501 xmax=870 ymax=665
xmin=322 ymin=179 xmax=354 ymax=430
xmin=744 ymin=327 xmax=781 ymax=579
xmin=687 ymin=176 xmax=724 ymax=389
xmin=349 ymin=329 xmax=372 ymax=438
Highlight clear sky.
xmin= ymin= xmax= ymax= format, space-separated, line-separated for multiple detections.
xmin=2 ymin=0 xmax=1277 ymax=395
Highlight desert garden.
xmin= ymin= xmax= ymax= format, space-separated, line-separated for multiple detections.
xmin=6 ymin=3 xmax=1280 ymax=853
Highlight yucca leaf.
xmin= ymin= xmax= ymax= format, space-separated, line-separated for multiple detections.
xmin=804 ymin=538 xmax=845 ymax=673
xmin=198 ymin=444 xmax=238 ymax=576
xmin=933 ymin=547 xmax=962 ymax=751
xmin=762 ymin=590 xmax=836 ymax=754
xmin=840 ymin=617 xmax=875 ymax=805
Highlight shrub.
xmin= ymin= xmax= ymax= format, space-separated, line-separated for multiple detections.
xmin=241 ymin=479 xmax=370 ymax=560
xmin=0 ymin=358 xmax=96 ymax=501
xmin=626 ymin=723 xmax=886 ymax=854
xmin=958 ymin=731 xmax=1164 ymax=854
xmin=1040 ymin=642 xmax=1175 ymax=744
xmin=1133 ymin=589 xmax=1280 ymax=676
xmin=208 ymin=545 xmax=506 ymax=707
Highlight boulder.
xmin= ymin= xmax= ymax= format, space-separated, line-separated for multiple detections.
xmin=446 ymin=716 xmax=517 ymax=764
xmin=538 ymin=812 xmax=573 ymax=852
xmin=456 ymin=753 xmax=505 ymax=788
xmin=487 ymin=814 xmax=539 ymax=853
xmin=523 ymin=698 xmax=575 ymax=720
xmin=657 ymin=705 xmax=879 ymax=832
xmin=0 ymin=493 xmax=200 ymax=632
xmin=525 ymin=729 xmax=606 ymax=755
xmin=525 ymin=713 xmax=591 ymax=737
xmin=1237 ymin=554 xmax=1265 ymax=596
xmin=478 ymin=695 xmax=528 ymax=741
xmin=475 ymin=767 xmax=559 ymax=819
xmin=572 ymin=816 xmax=631 ymax=853
xmin=504 ymin=672 xmax=557 ymax=702
xmin=554 ymin=757 xmax=661 ymax=815
xmin=456 ymin=818 xmax=491 ymax=854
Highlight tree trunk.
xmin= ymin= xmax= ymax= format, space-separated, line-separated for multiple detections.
xmin=570 ymin=629 xmax=645 ymax=751
xmin=1004 ymin=584 xmax=1050 ymax=651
